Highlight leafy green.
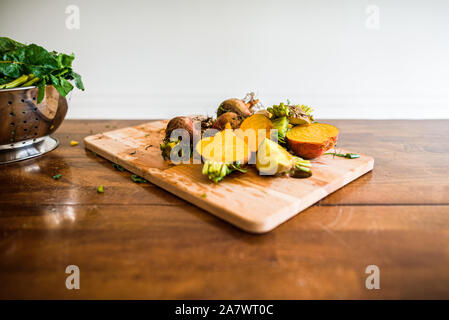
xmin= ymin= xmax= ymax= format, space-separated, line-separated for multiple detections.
xmin=71 ymin=71 xmax=84 ymax=90
xmin=271 ymin=116 xmax=289 ymax=145
xmin=37 ymin=79 xmax=46 ymax=102
xmin=0 ymin=77 xmax=11 ymax=85
xmin=113 ymin=163 xmax=125 ymax=172
xmin=267 ymin=102 xmax=290 ymax=118
xmin=50 ymin=74 xmax=73 ymax=96
xmin=0 ymin=37 xmax=25 ymax=55
xmin=324 ymin=152 xmax=360 ymax=159
xmin=202 ymin=160 xmax=247 ymax=183
xmin=0 ymin=37 xmax=84 ymax=103
xmin=268 ymin=101 xmax=315 ymax=122
xmin=131 ymin=174 xmax=147 ymax=183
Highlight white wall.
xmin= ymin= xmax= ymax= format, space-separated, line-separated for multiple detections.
xmin=1 ymin=0 xmax=448 ymax=119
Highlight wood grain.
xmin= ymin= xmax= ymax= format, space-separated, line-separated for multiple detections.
xmin=1 ymin=204 xmax=448 ymax=299
xmin=83 ymin=121 xmax=374 ymax=233
xmin=1 ymin=120 xmax=449 ymax=299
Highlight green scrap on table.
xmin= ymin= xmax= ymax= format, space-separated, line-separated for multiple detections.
xmin=113 ymin=163 xmax=125 ymax=172
xmin=131 ymin=174 xmax=147 ymax=183
xmin=52 ymin=174 xmax=62 ymax=180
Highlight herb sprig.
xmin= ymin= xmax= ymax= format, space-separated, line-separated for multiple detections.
xmin=324 ymin=152 xmax=360 ymax=159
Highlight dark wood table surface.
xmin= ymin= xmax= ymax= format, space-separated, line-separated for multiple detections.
xmin=1 ymin=120 xmax=448 ymax=299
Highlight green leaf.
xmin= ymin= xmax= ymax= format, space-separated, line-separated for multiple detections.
xmin=0 ymin=76 xmax=13 ymax=85
xmin=0 ymin=38 xmax=84 ymax=99
xmin=50 ymin=74 xmax=73 ymax=97
xmin=0 ymin=62 xmax=23 ymax=78
xmin=0 ymin=37 xmax=25 ymax=55
xmin=3 ymin=44 xmax=59 ymax=77
xmin=230 ymin=163 xmax=248 ymax=173
xmin=57 ymin=53 xmax=74 ymax=68
xmin=131 ymin=174 xmax=147 ymax=183
xmin=324 ymin=152 xmax=360 ymax=159
xmin=113 ymin=163 xmax=125 ymax=172
xmin=37 ymin=79 xmax=46 ymax=103
xmin=70 ymin=71 xmax=84 ymax=90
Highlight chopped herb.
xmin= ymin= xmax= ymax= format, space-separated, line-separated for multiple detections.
xmin=113 ymin=163 xmax=125 ymax=172
xmin=97 ymin=185 xmax=104 ymax=193
xmin=53 ymin=174 xmax=62 ymax=180
xmin=144 ymin=134 xmax=150 ymax=137
xmin=70 ymin=140 xmax=79 ymax=146
xmin=324 ymin=152 xmax=360 ymax=159
xmin=201 ymin=193 xmax=207 ymax=198
xmin=131 ymin=174 xmax=147 ymax=183
xmin=105 ymin=125 xmax=110 ymax=128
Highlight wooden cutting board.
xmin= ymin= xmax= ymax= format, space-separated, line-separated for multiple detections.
xmin=84 ymin=120 xmax=374 ymax=233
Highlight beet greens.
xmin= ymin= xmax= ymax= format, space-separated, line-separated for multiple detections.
xmin=0 ymin=37 xmax=84 ymax=103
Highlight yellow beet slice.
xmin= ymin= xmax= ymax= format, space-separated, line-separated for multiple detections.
xmin=235 ymin=114 xmax=273 ymax=152
xmin=196 ymin=128 xmax=249 ymax=164
xmin=256 ymin=138 xmax=294 ymax=175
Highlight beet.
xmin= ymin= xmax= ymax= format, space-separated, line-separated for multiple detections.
xmin=217 ymin=98 xmax=251 ymax=118
xmin=213 ymin=112 xmax=242 ymax=130
xmin=286 ymin=123 xmax=339 ymax=159
xmin=165 ymin=116 xmax=197 ymax=141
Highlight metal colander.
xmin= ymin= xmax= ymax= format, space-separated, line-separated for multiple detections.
xmin=0 ymin=85 xmax=68 ymax=164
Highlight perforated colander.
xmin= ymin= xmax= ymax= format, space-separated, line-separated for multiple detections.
xmin=0 ymin=85 xmax=68 ymax=164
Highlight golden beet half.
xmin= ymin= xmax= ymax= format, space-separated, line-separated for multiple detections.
xmin=286 ymin=123 xmax=339 ymax=159
xmin=235 ymin=114 xmax=273 ymax=152
xmin=195 ymin=128 xmax=250 ymax=164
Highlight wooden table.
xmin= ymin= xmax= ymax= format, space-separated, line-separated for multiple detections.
xmin=0 ymin=120 xmax=448 ymax=299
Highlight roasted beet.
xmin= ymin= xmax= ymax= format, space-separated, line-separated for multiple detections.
xmin=165 ymin=116 xmax=197 ymax=141
xmin=217 ymin=98 xmax=251 ymax=118
xmin=217 ymin=92 xmax=261 ymax=118
xmin=213 ymin=112 xmax=242 ymax=130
